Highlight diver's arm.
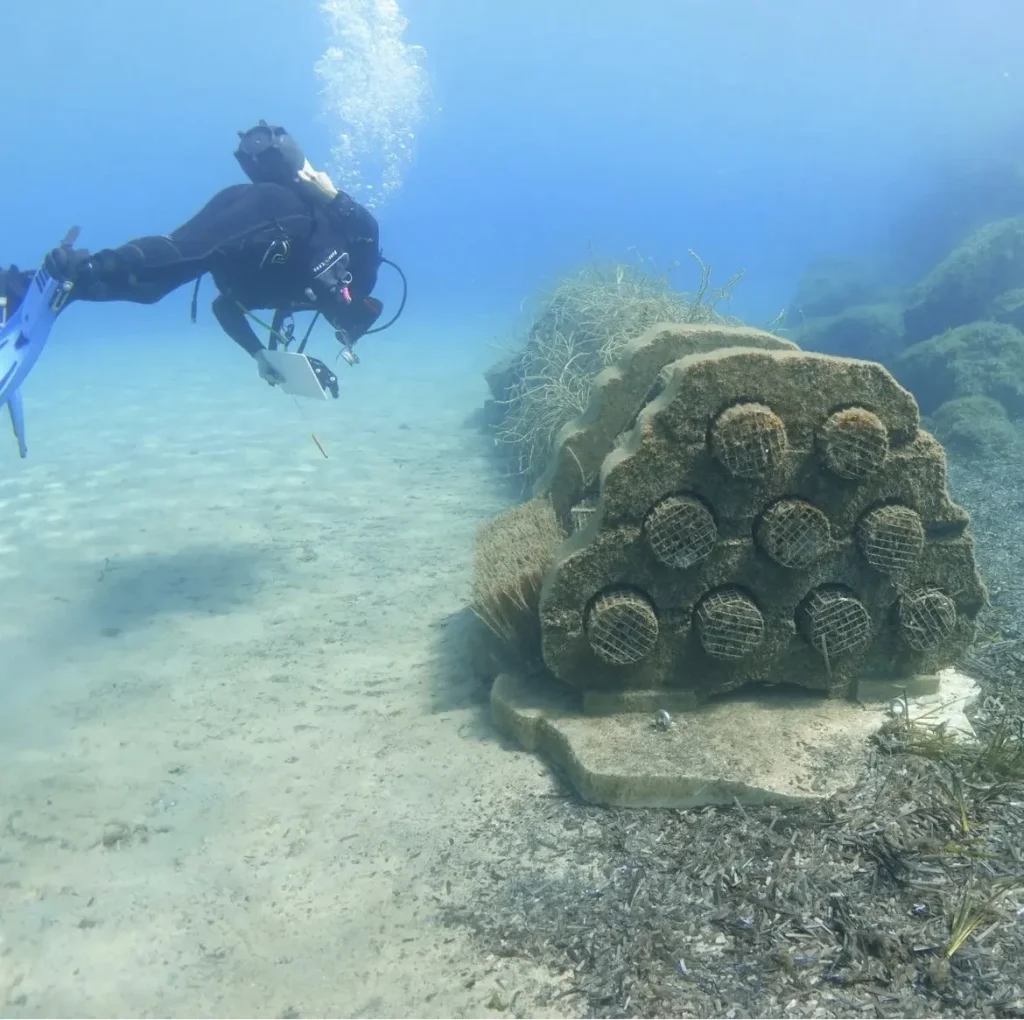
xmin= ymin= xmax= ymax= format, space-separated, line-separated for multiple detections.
xmin=297 ymin=164 xmax=366 ymax=228
xmin=297 ymin=162 xmax=339 ymax=202
xmin=211 ymin=293 xmax=264 ymax=357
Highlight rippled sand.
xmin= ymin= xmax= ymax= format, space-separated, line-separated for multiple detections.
xmin=0 ymin=330 xmax=558 ymax=1018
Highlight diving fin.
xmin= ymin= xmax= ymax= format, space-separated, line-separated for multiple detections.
xmin=7 ymin=387 xmax=26 ymax=458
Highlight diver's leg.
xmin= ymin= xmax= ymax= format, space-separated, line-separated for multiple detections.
xmin=166 ymin=182 xmax=312 ymax=259
xmin=49 ymin=183 xmax=313 ymax=306
xmin=48 ymin=239 xmax=204 ymax=305
xmin=81 ymin=184 xmax=260 ymax=301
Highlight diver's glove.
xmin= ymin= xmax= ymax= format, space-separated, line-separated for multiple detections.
xmin=331 ymin=297 xmax=383 ymax=365
xmin=336 ymin=331 xmax=360 ymax=366
xmin=43 ymin=245 xmax=94 ymax=285
xmin=255 ymin=349 xmax=285 ymax=386
xmin=296 ymin=161 xmax=340 ymax=203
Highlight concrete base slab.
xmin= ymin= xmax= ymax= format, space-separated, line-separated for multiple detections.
xmin=491 ymin=669 xmax=980 ymax=809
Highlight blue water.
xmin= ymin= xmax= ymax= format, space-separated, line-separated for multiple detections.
xmin=5 ymin=0 xmax=1024 ymax=334
xmin=2 ymin=2 xmax=1024 ymax=1015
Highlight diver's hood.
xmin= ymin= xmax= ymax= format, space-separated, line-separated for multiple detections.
xmin=234 ymin=120 xmax=306 ymax=186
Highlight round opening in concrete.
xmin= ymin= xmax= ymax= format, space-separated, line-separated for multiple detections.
xmin=757 ymin=498 xmax=831 ymax=569
xmin=696 ymin=587 xmax=765 ymax=661
xmin=818 ymin=407 xmax=889 ymax=480
xmin=644 ymin=494 xmax=718 ymax=569
xmin=710 ymin=402 xmax=788 ymax=479
xmin=856 ymin=504 xmax=925 ymax=575
xmin=797 ymin=585 xmax=872 ymax=660
xmin=586 ymin=588 xmax=660 ymax=665
xmin=899 ymin=588 xmax=957 ymax=651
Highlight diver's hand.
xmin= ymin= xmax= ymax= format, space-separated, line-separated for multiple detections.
xmin=44 ymin=245 xmax=92 ymax=284
xmin=297 ymin=160 xmax=339 ymax=202
xmin=255 ymin=349 xmax=285 ymax=386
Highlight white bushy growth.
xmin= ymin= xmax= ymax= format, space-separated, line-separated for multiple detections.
xmin=315 ymin=0 xmax=430 ymax=208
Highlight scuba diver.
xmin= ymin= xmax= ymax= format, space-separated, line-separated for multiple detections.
xmin=0 ymin=122 xmax=406 ymax=396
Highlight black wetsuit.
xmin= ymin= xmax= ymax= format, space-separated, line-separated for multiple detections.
xmin=36 ymin=181 xmax=383 ymax=355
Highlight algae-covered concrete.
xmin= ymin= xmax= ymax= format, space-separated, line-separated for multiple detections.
xmin=539 ymin=347 xmax=986 ymax=702
xmin=538 ymin=322 xmax=796 ymax=526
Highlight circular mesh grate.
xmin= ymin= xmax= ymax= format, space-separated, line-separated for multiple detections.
xmin=710 ymin=403 xmax=788 ymax=480
xmin=856 ymin=505 xmax=925 ymax=575
xmin=899 ymin=588 xmax=957 ymax=651
xmin=645 ymin=495 xmax=718 ymax=569
xmin=696 ymin=588 xmax=765 ymax=661
xmin=757 ymin=499 xmax=831 ymax=569
xmin=586 ymin=589 xmax=659 ymax=665
xmin=798 ymin=587 xmax=872 ymax=658
xmin=818 ymin=408 xmax=889 ymax=480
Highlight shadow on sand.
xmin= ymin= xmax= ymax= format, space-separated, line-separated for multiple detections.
xmin=64 ymin=542 xmax=281 ymax=640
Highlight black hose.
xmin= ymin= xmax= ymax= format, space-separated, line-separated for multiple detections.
xmin=365 ymin=257 xmax=407 ymax=334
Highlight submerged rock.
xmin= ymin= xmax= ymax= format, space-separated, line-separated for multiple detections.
xmin=929 ymin=395 xmax=1020 ymax=458
xmin=895 ymin=320 xmax=1024 ymax=417
xmin=787 ymin=256 xmax=890 ymax=322
xmin=989 ymin=286 xmax=1024 ymax=333
xmin=903 ymin=216 xmax=1024 ymax=344
xmin=796 ymin=302 xmax=905 ymax=365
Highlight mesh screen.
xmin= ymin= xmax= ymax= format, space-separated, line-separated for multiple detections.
xmin=799 ymin=587 xmax=872 ymax=658
xmin=710 ymin=403 xmax=788 ymax=480
xmin=758 ymin=499 xmax=831 ymax=569
xmin=857 ymin=505 xmax=925 ymax=575
xmin=696 ymin=588 xmax=765 ymax=660
xmin=819 ymin=408 xmax=889 ymax=480
xmin=645 ymin=495 xmax=718 ymax=569
xmin=899 ymin=588 xmax=957 ymax=651
xmin=586 ymin=589 xmax=660 ymax=665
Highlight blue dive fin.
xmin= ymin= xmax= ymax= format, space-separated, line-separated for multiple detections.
xmin=0 ymin=226 xmax=79 ymax=458
xmin=7 ymin=387 xmax=27 ymax=458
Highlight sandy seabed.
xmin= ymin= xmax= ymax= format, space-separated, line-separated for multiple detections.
xmin=0 ymin=330 xmax=558 ymax=1019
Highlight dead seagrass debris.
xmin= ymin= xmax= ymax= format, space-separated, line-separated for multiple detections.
xmin=443 ymin=662 xmax=1024 ymax=1018
xmin=470 ymin=496 xmax=565 ymax=671
xmin=486 ymin=258 xmax=749 ymax=485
